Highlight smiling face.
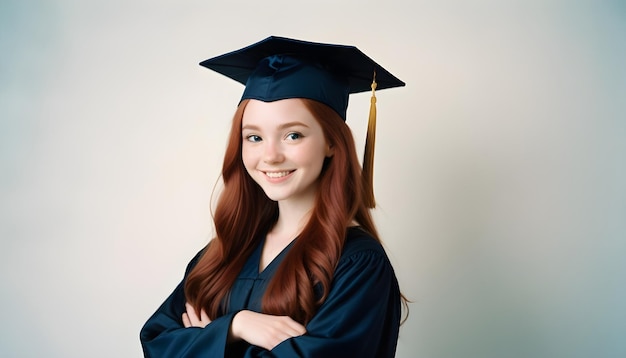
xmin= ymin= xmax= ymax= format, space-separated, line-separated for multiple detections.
xmin=241 ymin=99 xmax=333 ymax=207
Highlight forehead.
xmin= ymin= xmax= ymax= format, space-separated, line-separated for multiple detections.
xmin=241 ymin=99 xmax=317 ymax=128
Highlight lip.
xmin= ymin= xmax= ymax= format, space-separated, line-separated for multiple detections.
xmin=261 ymin=169 xmax=295 ymax=183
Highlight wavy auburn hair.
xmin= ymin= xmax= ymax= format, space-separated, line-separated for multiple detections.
xmin=184 ymin=98 xmax=380 ymax=325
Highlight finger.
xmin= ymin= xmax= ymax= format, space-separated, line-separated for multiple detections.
xmin=264 ymin=319 xmax=306 ymax=349
xmin=284 ymin=323 xmax=306 ymax=338
xmin=185 ymin=302 xmax=194 ymax=316
xmin=277 ymin=317 xmax=306 ymax=336
xmin=267 ymin=328 xmax=303 ymax=351
xmin=290 ymin=325 xmax=306 ymax=336
xmin=185 ymin=302 xmax=200 ymax=326
xmin=200 ymin=309 xmax=212 ymax=325
xmin=182 ymin=313 xmax=191 ymax=328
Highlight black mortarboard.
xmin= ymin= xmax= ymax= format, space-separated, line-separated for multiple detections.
xmin=200 ymin=36 xmax=405 ymax=207
xmin=199 ymin=36 xmax=404 ymax=120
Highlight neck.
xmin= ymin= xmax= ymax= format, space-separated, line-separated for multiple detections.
xmin=259 ymin=197 xmax=315 ymax=272
xmin=273 ymin=197 xmax=314 ymax=238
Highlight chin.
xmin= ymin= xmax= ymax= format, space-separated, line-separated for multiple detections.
xmin=262 ymin=192 xmax=290 ymax=202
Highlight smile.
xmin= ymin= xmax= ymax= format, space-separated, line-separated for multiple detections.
xmin=264 ymin=170 xmax=294 ymax=178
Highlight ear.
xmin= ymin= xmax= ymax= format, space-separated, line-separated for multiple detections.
xmin=326 ymin=143 xmax=335 ymax=157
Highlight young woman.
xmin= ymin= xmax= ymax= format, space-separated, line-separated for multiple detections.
xmin=140 ymin=36 xmax=407 ymax=357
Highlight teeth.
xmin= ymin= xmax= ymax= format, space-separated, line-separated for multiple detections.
xmin=265 ymin=171 xmax=291 ymax=178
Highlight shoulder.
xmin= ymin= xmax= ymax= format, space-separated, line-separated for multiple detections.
xmin=340 ymin=226 xmax=387 ymax=258
xmin=332 ymin=227 xmax=399 ymax=289
xmin=336 ymin=227 xmax=393 ymax=274
xmin=183 ymin=244 xmax=210 ymax=276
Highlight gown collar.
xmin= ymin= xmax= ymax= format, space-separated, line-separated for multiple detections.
xmin=238 ymin=235 xmax=297 ymax=280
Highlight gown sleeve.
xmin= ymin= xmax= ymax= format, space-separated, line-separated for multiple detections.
xmin=141 ymin=235 xmax=401 ymax=358
xmin=139 ymin=249 xmax=238 ymax=358
xmin=246 ymin=238 xmax=401 ymax=358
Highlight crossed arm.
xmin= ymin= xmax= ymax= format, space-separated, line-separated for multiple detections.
xmin=141 ymin=242 xmax=400 ymax=358
xmin=182 ymin=303 xmax=306 ymax=351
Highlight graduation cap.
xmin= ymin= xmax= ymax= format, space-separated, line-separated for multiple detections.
xmin=200 ymin=36 xmax=405 ymax=208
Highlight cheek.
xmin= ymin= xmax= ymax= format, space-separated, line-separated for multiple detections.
xmin=241 ymin=146 xmax=255 ymax=170
xmin=297 ymin=144 xmax=328 ymax=168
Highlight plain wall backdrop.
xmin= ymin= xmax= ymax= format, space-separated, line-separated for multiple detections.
xmin=1 ymin=0 xmax=625 ymax=357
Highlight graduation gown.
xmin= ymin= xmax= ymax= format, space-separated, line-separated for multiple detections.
xmin=140 ymin=227 xmax=401 ymax=357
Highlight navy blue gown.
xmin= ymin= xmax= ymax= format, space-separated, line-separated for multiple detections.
xmin=140 ymin=227 xmax=401 ymax=357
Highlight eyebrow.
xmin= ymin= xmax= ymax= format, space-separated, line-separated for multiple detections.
xmin=241 ymin=121 xmax=310 ymax=131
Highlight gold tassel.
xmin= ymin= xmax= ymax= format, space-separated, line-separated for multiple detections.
xmin=363 ymin=72 xmax=377 ymax=208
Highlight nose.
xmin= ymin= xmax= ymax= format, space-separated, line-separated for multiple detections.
xmin=263 ymin=140 xmax=285 ymax=164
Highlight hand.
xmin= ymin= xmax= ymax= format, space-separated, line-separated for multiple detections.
xmin=182 ymin=302 xmax=212 ymax=328
xmin=230 ymin=310 xmax=306 ymax=351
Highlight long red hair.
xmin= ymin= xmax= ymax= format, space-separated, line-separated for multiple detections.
xmin=184 ymin=98 xmax=380 ymax=324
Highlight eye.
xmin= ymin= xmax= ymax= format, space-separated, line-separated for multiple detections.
xmin=245 ymin=134 xmax=262 ymax=143
xmin=285 ymin=132 xmax=302 ymax=141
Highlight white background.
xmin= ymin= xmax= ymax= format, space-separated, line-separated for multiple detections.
xmin=1 ymin=0 xmax=625 ymax=357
